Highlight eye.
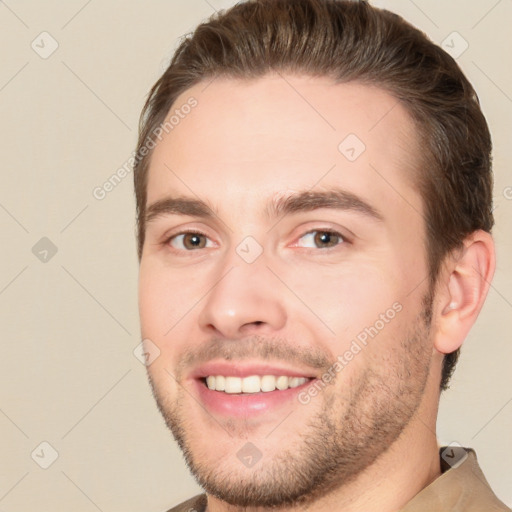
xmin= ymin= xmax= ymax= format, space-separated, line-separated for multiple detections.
xmin=166 ymin=231 xmax=214 ymax=251
xmin=295 ymin=229 xmax=346 ymax=249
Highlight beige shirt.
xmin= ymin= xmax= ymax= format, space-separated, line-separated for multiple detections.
xmin=166 ymin=447 xmax=510 ymax=512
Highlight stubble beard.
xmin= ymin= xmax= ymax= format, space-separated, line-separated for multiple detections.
xmin=147 ymin=293 xmax=434 ymax=508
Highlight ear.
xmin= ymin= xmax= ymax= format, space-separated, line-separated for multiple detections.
xmin=433 ymin=230 xmax=496 ymax=355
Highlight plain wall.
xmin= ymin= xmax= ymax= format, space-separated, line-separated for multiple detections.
xmin=0 ymin=0 xmax=510 ymax=510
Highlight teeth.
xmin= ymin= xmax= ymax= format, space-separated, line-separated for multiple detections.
xmin=289 ymin=377 xmax=303 ymax=388
xmin=225 ymin=376 xmax=242 ymax=394
xmin=206 ymin=376 xmax=215 ymax=390
xmin=215 ymin=375 xmax=225 ymax=391
xmin=241 ymin=375 xmax=260 ymax=393
xmin=261 ymin=375 xmax=276 ymax=392
xmin=276 ymin=376 xmax=288 ymax=390
xmin=205 ymin=375 xmax=309 ymax=394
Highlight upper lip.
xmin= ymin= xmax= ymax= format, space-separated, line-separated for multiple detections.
xmin=188 ymin=361 xmax=318 ymax=380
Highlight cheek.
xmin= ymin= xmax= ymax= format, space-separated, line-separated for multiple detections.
xmin=281 ymin=260 xmax=402 ymax=340
xmin=138 ymin=270 xmax=168 ymax=335
xmin=138 ymin=259 xmax=186 ymax=338
xmin=138 ymin=259 xmax=208 ymax=350
xmin=138 ymin=267 xmax=184 ymax=382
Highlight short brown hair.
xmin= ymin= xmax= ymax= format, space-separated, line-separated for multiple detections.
xmin=133 ymin=0 xmax=494 ymax=391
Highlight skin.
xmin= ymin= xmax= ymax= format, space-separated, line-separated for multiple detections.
xmin=138 ymin=74 xmax=495 ymax=511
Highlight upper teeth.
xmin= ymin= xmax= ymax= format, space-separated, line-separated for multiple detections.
xmin=205 ymin=375 xmax=309 ymax=394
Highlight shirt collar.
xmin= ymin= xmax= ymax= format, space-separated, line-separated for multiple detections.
xmin=398 ymin=446 xmax=506 ymax=511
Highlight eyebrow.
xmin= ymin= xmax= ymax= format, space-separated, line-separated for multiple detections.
xmin=144 ymin=188 xmax=384 ymax=225
xmin=267 ymin=188 xmax=384 ymax=222
xmin=145 ymin=196 xmax=216 ymax=224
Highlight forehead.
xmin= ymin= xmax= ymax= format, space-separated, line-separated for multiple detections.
xmin=146 ymin=74 xmax=422 ymax=218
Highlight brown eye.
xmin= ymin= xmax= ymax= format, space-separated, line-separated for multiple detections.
xmin=297 ymin=230 xmax=345 ymax=249
xmin=169 ymin=232 xmax=210 ymax=250
xmin=183 ymin=233 xmax=206 ymax=249
xmin=314 ymin=231 xmax=340 ymax=248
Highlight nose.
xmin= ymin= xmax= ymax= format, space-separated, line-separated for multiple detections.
xmin=197 ymin=251 xmax=287 ymax=339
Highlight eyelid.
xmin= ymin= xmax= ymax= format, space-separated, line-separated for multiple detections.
xmin=290 ymin=219 xmax=353 ymax=240
xmin=162 ymin=225 xmax=352 ymax=253
xmin=162 ymin=222 xmax=214 ymax=242
xmin=163 ymin=228 xmax=216 ymax=251
xmin=291 ymin=227 xmax=350 ymax=249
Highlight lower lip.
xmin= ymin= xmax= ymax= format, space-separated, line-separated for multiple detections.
xmin=193 ymin=378 xmax=315 ymax=417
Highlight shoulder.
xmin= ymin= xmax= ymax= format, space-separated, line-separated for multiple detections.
xmin=399 ymin=447 xmax=511 ymax=511
xmin=462 ymin=449 xmax=511 ymax=511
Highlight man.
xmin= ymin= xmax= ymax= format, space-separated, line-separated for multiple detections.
xmin=133 ymin=0 xmax=510 ymax=510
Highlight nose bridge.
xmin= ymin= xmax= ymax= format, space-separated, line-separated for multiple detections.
xmin=197 ymin=243 xmax=286 ymax=337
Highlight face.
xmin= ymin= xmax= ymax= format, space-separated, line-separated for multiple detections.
xmin=138 ymin=75 xmax=435 ymax=507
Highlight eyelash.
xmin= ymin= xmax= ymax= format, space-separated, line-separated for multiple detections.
xmin=294 ymin=229 xmax=347 ymax=250
xmin=163 ymin=230 xmax=212 ymax=252
xmin=163 ymin=228 xmax=348 ymax=253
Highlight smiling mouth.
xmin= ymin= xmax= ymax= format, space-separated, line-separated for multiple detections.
xmin=202 ymin=375 xmax=314 ymax=394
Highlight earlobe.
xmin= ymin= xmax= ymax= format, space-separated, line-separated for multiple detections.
xmin=434 ymin=230 xmax=495 ymax=355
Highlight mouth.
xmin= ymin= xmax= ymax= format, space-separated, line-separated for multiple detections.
xmin=203 ymin=374 xmax=312 ymax=394
xmin=189 ymin=362 xmax=319 ymax=417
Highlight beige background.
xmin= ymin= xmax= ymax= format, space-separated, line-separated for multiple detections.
xmin=0 ymin=0 xmax=510 ymax=510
